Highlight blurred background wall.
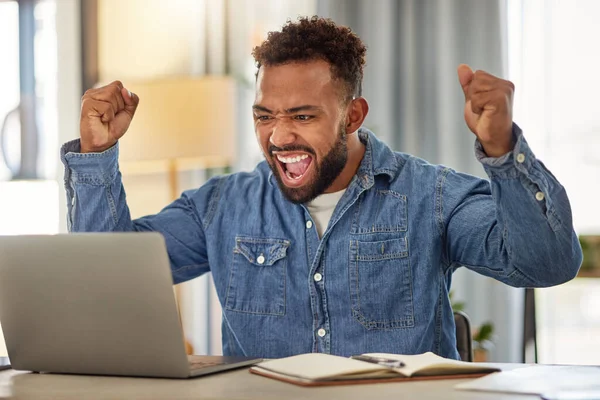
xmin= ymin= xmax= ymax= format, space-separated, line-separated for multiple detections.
xmin=1 ymin=0 xmax=599 ymax=364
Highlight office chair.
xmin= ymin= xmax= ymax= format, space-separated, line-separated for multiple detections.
xmin=454 ymin=310 xmax=474 ymax=362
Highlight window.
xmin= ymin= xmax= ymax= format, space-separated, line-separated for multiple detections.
xmin=508 ymin=0 xmax=600 ymax=365
xmin=0 ymin=0 xmax=57 ymax=181
xmin=0 ymin=1 xmax=20 ymax=181
xmin=0 ymin=0 xmax=59 ymax=356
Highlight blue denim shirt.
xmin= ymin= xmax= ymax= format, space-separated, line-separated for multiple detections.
xmin=61 ymin=126 xmax=582 ymax=359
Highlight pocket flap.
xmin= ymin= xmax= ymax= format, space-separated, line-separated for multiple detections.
xmin=234 ymin=237 xmax=290 ymax=266
xmin=356 ymin=237 xmax=408 ymax=261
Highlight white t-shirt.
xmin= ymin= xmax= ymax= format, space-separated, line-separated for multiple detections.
xmin=306 ymin=189 xmax=347 ymax=238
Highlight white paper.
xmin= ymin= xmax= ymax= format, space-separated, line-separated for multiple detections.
xmin=456 ymin=365 xmax=600 ymax=395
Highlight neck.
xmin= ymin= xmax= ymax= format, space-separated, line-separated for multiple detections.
xmin=324 ymin=130 xmax=365 ymax=193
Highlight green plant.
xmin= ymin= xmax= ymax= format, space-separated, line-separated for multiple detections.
xmin=473 ymin=322 xmax=495 ymax=351
xmin=449 ymin=291 xmax=495 ymax=352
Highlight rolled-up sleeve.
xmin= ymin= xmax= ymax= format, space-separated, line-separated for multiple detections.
xmin=60 ymin=139 xmax=214 ymax=283
xmin=442 ymin=124 xmax=582 ymax=287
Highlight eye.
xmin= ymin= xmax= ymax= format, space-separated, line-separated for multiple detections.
xmin=294 ymin=115 xmax=313 ymax=121
xmin=256 ymin=115 xmax=273 ymax=122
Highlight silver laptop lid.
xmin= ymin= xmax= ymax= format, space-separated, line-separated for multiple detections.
xmin=0 ymin=233 xmax=191 ymax=378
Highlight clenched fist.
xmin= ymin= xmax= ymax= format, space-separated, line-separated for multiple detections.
xmin=457 ymin=65 xmax=515 ymax=158
xmin=79 ymin=80 xmax=139 ymax=153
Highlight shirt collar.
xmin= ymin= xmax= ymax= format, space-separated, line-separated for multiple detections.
xmin=355 ymin=128 xmax=399 ymax=189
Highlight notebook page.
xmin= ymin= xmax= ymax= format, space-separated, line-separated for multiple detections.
xmin=363 ymin=352 xmax=493 ymax=376
xmin=253 ymin=353 xmax=396 ymax=380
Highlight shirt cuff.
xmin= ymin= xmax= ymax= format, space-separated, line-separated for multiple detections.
xmin=60 ymin=139 xmax=120 ymax=185
xmin=475 ymin=123 xmax=535 ymax=179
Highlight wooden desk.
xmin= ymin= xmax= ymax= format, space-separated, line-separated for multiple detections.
xmin=0 ymin=365 xmax=539 ymax=400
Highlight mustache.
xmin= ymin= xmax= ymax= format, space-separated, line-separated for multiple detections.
xmin=268 ymin=144 xmax=316 ymax=157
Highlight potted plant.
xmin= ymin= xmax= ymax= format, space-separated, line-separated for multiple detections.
xmin=472 ymin=322 xmax=495 ymax=362
xmin=450 ymin=291 xmax=496 ymax=362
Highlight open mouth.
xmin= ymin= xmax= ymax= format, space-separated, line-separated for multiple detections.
xmin=274 ymin=152 xmax=314 ymax=187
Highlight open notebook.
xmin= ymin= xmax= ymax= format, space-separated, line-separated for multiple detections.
xmin=250 ymin=352 xmax=500 ymax=387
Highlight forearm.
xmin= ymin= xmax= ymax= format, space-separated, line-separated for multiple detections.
xmin=446 ymin=124 xmax=582 ymax=287
xmin=61 ymin=138 xmax=213 ymax=282
xmin=480 ymin=126 xmax=581 ymax=286
xmin=61 ymin=139 xmax=135 ymax=232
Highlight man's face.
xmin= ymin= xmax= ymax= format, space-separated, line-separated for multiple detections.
xmin=253 ymin=60 xmax=349 ymax=204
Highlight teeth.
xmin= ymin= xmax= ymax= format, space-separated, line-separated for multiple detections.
xmin=285 ymin=170 xmax=304 ymax=180
xmin=276 ymin=154 xmax=309 ymax=164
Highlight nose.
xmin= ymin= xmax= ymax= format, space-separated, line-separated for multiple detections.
xmin=269 ymin=118 xmax=296 ymax=148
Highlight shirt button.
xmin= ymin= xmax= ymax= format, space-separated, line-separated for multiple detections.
xmin=313 ymin=273 xmax=322 ymax=282
xmin=71 ymin=196 xmax=75 ymax=206
xmin=306 ymin=220 xmax=313 ymax=229
xmin=317 ymin=328 xmax=326 ymax=337
xmin=535 ymin=191 xmax=545 ymax=201
xmin=516 ymin=153 xmax=526 ymax=163
xmin=256 ymin=255 xmax=265 ymax=264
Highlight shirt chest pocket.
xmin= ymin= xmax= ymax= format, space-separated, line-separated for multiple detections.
xmin=349 ymin=237 xmax=415 ymax=330
xmin=351 ymin=190 xmax=407 ymax=234
xmin=225 ymin=237 xmax=289 ymax=316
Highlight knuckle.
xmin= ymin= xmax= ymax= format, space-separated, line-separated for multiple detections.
xmin=81 ymin=89 xmax=93 ymax=101
xmin=91 ymin=100 xmax=105 ymax=110
xmin=104 ymin=103 xmax=115 ymax=115
xmin=81 ymin=98 xmax=93 ymax=110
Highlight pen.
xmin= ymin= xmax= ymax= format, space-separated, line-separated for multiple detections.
xmin=350 ymin=355 xmax=405 ymax=368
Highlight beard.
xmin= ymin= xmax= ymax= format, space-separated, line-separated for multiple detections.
xmin=268 ymin=124 xmax=348 ymax=204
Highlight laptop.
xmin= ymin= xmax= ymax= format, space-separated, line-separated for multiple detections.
xmin=0 ymin=233 xmax=261 ymax=378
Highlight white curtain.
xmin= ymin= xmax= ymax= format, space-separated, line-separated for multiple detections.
xmin=318 ymin=0 xmax=524 ymax=362
xmin=507 ymin=0 xmax=600 ymax=365
xmin=507 ymin=0 xmax=600 ymax=235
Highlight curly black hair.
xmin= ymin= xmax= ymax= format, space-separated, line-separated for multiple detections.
xmin=252 ymin=16 xmax=367 ymax=101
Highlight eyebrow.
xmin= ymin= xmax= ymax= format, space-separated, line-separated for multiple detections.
xmin=252 ymin=104 xmax=323 ymax=114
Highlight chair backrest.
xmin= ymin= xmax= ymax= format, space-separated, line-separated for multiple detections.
xmin=523 ymin=287 xmax=538 ymax=363
xmin=454 ymin=310 xmax=473 ymax=362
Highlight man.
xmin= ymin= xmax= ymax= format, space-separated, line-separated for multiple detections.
xmin=61 ymin=16 xmax=581 ymax=359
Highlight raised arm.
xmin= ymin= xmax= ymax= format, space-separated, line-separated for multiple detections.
xmin=442 ymin=65 xmax=582 ymax=287
xmin=61 ymin=81 xmax=211 ymax=283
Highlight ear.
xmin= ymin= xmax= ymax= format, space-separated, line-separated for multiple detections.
xmin=344 ymin=97 xmax=369 ymax=134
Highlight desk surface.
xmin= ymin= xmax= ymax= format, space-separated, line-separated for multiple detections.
xmin=0 ymin=364 xmax=540 ymax=400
